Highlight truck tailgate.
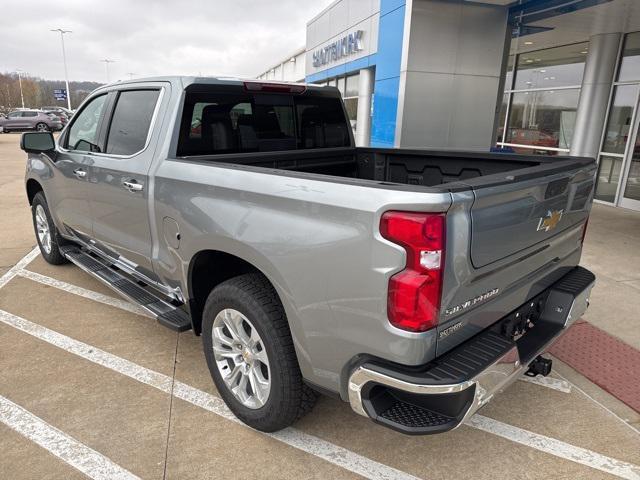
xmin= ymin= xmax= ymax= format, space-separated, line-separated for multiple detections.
xmin=469 ymin=159 xmax=596 ymax=268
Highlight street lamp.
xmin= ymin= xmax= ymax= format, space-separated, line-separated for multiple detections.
xmin=100 ymin=59 xmax=115 ymax=83
xmin=50 ymin=28 xmax=72 ymax=110
xmin=15 ymin=69 xmax=25 ymax=109
xmin=126 ymin=72 xmax=137 ymax=80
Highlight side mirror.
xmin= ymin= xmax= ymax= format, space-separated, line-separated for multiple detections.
xmin=20 ymin=132 xmax=55 ymax=154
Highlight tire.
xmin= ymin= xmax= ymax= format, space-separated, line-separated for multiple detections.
xmin=35 ymin=123 xmax=49 ymax=132
xmin=31 ymin=192 xmax=69 ymax=265
xmin=202 ymin=273 xmax=317 ymax=432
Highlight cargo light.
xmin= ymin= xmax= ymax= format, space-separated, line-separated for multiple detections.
xmin=380 ymin=211 xmax=446 ymax=333
xmin=243 ymin=81 xmax=306 ymax=94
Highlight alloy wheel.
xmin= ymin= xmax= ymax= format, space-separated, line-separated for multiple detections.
xmin=211 ymin=308 xmax=271 ymax=409
xmin=35 ymin=204 xmax=52 ymax=254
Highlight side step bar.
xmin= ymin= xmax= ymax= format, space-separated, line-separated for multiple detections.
xmin=60 ymin=245 xmax=191 ymax=332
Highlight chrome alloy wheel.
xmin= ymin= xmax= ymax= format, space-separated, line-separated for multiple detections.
xmin=211 ymin=308 xmax=271 ymax=409
xmin=35 ymin=204 xmax=52 ymax=254
xmin=36 ymin=123 xmax=48 ymax=132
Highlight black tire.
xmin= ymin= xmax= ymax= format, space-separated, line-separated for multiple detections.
xmin=202 ymin=273 xmax=317 ymax=432
xmin=31 ymin=192 xmax=69 ymax=265
xmin=35 ymin=123 xmax=49 ymax=132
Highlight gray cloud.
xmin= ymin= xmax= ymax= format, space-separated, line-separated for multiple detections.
xmin=0 ymin=0 xmax=331 ymax=82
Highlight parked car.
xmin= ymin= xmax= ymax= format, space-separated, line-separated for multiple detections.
xmin=21 ymin=77 xmax=596 ymax=435
xmin=42 ymin=106 xmax=74 ymax=119
xmin=42 ymin=109 xmax=69 ymax=126
xmin=0 ymin=110 xmax=63 ymax=133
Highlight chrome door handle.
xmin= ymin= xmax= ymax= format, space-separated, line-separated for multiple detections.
xmin=123 ymin=180 xmax=144 ymax=192
xmin=73 ymin=168 xmax=87 ymax=178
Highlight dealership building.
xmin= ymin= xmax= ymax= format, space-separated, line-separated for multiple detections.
xmin=257 ymin=0 xmax=640 ymax=211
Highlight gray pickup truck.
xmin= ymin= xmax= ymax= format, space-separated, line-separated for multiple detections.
xmin=21 ymin=76 xmax=596 ymax=435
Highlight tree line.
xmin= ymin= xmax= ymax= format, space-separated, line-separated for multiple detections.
xmin=0 ymin=72 xmax=103 ymax=113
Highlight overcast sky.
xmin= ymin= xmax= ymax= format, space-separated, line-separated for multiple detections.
xmin=0 ymin=0 xmax=333 ymax=83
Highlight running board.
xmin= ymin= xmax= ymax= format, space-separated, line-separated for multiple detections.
xmin=59 ymin=246 xmax=192 ymax=332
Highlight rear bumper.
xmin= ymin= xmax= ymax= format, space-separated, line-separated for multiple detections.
xmin=347 ymin=266 xmax=595 ymax=435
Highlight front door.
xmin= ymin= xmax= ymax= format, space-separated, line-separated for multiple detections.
xmin=619 ymin=135 xmax=640 ymax=210
xmin=88 ymin=87 xmax=164 ymax=279
xmin=595 ymin=83 xmax=640 ymax=211
xmin=48 ymin=93 xmax=109 ymax=240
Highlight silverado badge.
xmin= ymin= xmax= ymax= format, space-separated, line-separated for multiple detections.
xmin=537 ymin=209 xmax=563 ymax=232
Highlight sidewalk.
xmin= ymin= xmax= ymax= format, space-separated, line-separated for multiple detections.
xmin=550 ymin=202 xmax=640 ymax=415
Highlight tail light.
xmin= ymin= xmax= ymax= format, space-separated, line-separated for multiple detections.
xmin=380 ymin=211 xmax=446 ymax=332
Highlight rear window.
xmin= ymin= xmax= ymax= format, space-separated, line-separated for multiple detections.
xmin=176 ymin=90 xmax=350 ymax=156
xmin=105 ymin=89 xmax=160 ymax=156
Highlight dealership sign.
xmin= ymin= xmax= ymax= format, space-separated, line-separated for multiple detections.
xmin=312 ymin=30 xmax=364 ymax=67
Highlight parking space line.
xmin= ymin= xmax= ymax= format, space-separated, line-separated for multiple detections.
xmin=0 ymin=247 xmax=39 ymax=289
xmin=553 ymin=370 xmax=640 ymax=437
xmin=518 ymin=375 xmax=572 ymax=393
xmin=467 ymin=415 xmax=640 ymax=480
xmin=16 ymin=269 xmax=149 ymax=317
xmin=0 ymin=309 xmax=421 ymax=480
xmin=0 ymin=394 xmax=140 ymax=480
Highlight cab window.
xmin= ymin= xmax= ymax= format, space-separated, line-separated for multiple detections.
xmin=67 ymin=94 xmax=108 ymax=152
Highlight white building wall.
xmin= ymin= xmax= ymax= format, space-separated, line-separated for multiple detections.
xmin=305 ymin=0 xmax=380 ymax=77
xmin=256 ymin=49 xmax=306 ymax=82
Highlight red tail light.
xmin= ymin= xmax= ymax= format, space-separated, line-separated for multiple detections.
xmin=380 ymin=211 xmax=446 ymax=332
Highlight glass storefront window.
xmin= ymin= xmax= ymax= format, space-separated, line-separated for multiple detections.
xmin=506 ymin=89 xmax=580 ymax=150
xmin=595 ymin=155 xmax=625 ymax=203
xmin=504 ymin=55 xmax=515 ymax=91
xmin=496 ymin=94 xmax=508 ymax=143
xmin=618 ymin=32 xmax=640 ymax=82
xmin=345 ymin=74 xmax=359 ymax=98
xmin=513 ymin=43 xmax=588 ymax=90
xmin=601 ymin=84 xmax=638 ymax=154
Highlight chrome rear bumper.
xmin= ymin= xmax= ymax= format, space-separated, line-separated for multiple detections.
xmin=347 ymin=267 xmax=594 ymax=434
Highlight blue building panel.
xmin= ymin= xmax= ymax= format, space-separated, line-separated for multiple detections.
xmin=370 ymin=0 xmax=405 ymax=147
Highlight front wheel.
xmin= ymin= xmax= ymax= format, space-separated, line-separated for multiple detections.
xmin=31 ymin=192 xmax=69 ymax=265
xmin=202 ymin=273 xmax=317 ymax=432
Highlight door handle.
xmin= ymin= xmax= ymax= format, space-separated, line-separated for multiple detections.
xmin=73 ymin=168 xmax=87 ymax=178
xmin=123 ymin=180 xmax=144 ymax=192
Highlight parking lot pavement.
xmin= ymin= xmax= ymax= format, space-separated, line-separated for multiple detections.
xmin=1 ymin=133 xmax=639 ymax=480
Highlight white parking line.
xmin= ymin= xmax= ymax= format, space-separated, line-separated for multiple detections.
xmin=0 ymin=394 xmax=140 ymax=480
xmin=0 ymin=247 xmax=39 ymax=289
xmin=0 ymin=309 xmax=421 ymax=480
xmin=468 ymin=415 xmax=640 ymax=480
xmin=519 ymin=375 xmax=572 ymax=393
xmin=5 ymin=251 xmax=640 ymax=478
xmin=16 ymin=269 xmax=149 ymax=317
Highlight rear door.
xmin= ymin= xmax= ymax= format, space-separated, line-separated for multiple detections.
xmin=87 ymin=85 xmax=165 ymax=279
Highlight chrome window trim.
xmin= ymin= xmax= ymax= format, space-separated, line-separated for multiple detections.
xmin=58 ymin=86 xmax=165 ymax=160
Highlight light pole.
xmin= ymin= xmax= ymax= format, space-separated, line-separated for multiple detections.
xmin=101 ymin=59 xmax=115 ymax=83
xmin=126 ymin=72 xmax=136 ymax=80
xmin=50 ymin=28 xmax=72 ymax=110
xmin=15 ymin=69 xmax=25 ymax=109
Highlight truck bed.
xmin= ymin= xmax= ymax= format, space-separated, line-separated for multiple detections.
xmin=192 ymin=146 xmax=592 ymax=191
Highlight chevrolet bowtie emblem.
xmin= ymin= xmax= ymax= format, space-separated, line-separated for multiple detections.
xmin=537 ymin=209 xmax=563 ymax=232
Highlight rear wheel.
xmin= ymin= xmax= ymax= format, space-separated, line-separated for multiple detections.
xmin=35 ymin=123 xmax=49 ymax=132
xmin=31 ymin=192 xmax=68 ymax=265
xmin=202 ymin=273 xmax=317 ymax=432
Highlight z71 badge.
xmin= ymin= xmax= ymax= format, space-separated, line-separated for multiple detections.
xmin=444 ymin=288 xmax=500 ymax=317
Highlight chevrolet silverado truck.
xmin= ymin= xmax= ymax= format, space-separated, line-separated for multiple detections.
xmin=21 ymin=76 xmax=596 ymax=435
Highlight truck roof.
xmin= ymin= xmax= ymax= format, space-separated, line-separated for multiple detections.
xmin=97 ymin=75 xmax=327 ymax=91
